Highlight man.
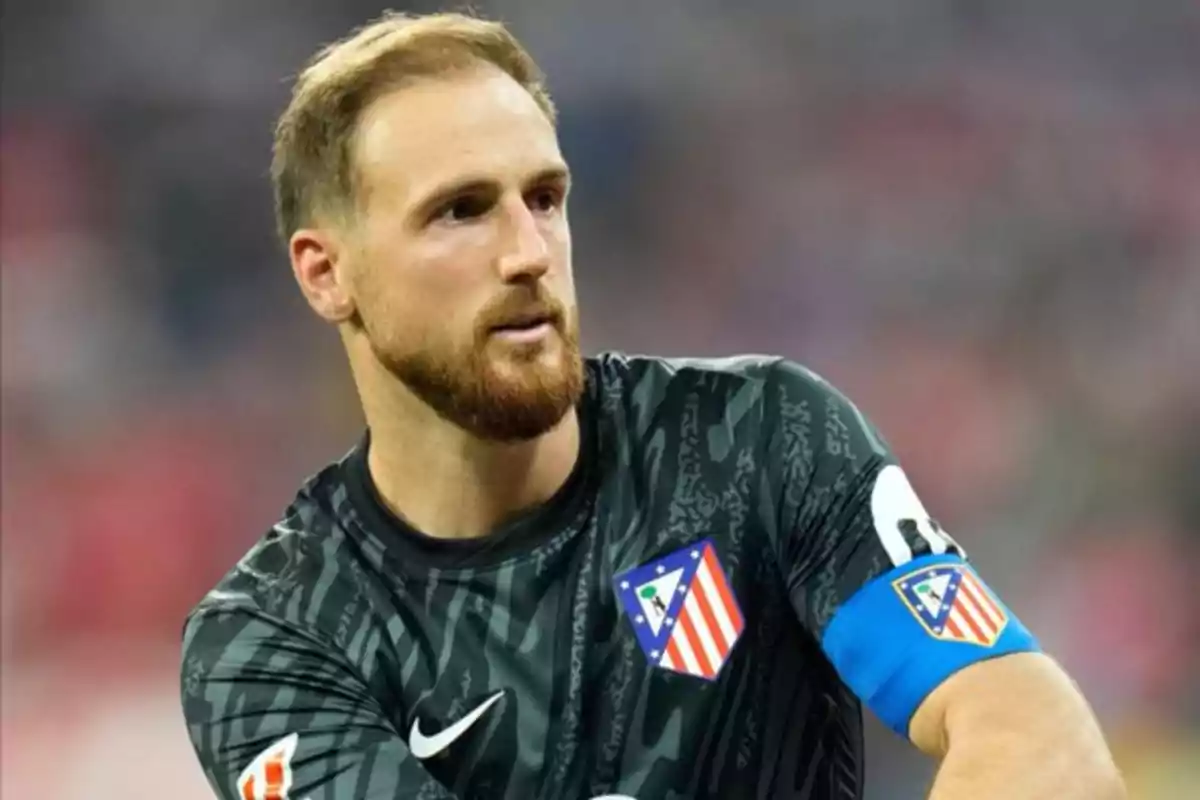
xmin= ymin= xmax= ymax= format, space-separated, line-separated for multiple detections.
xmin=180 ymin=11 xmax=1125 ymax=800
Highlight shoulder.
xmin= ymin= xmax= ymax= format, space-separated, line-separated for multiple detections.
xmin=590 ymin=351 xmax=784 ymax=385
xmin=587 ymin=352 xmax=849 ymax=422
xmin=586 ymin=353 xmax=891 ymax=476
xmin=587 ymin=351 xmax=786 ymax=411
xmin=183 ymin=459 xmax=363 ymax=649
xmin=582 ymin=353 xmax=884 ymax=477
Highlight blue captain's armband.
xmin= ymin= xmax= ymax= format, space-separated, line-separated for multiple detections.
xmin=821 ymin=553 xmax=1040 ymax=737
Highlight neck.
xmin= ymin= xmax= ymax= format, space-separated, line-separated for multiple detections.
xmin=357 ymin=363 xmax=582 ymax=541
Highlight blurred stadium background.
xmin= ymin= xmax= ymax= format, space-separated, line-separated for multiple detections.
xmin=2 ymin=1 xmax=1198 ymax=797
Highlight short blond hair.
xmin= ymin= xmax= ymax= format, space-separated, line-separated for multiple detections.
xmin=270 ymin=10 xmax=556 ymax=244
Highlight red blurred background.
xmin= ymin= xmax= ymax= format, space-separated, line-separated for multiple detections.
xmin=3 ymin=1 xmax=1198 ymax=797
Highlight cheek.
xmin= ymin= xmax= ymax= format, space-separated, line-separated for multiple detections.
xmin=556 ymin=251 xmax=578 ymax=309
xmin=358 ymin=289 xmax=458 ymax=356
xmin=353 ymin=281 xmax=403 ymax=347
xmin=547 ymin=222 xmax=575 ymax=288
xmin=356 ymin=262 xmax=479 ymax=348
xmin=348 ymin=262 xmax=412 ymax=342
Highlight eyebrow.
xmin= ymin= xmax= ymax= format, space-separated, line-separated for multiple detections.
xmin=410 ymin=165 xmax=572 ymax=220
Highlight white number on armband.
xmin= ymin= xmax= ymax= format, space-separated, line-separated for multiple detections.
xmin=869 ymin=465 xmax=964 ymax=566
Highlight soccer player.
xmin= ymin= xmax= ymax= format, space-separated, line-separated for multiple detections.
xmin=180 ymin=12 xmax=1125 ymax=800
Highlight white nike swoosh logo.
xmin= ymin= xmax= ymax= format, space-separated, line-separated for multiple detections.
xmin=408 ymin=689 xmax=505 ymax=759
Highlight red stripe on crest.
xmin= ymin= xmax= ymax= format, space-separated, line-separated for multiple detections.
xmin=960 ymin=585 xmax=998 ymax=633
xmin=702 ymin=546 xmax=742 ymax=631
xmin=692 ymin=578 xmax=729 ymax=652
xmin=666 ymin=636 xmax=686 ymax=673
xmin=956 ymin=602 xmax=988 ymax=643
xmin=963 ymin=573 xmax=1003 ymax=630
xmin=680 ymin=604 xmax=715 ymax=677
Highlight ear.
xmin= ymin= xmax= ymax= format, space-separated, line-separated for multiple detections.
xmin=289 ymin=227 xmax=357 ymax=323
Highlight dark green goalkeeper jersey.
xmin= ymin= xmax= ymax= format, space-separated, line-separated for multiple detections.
xmin=182 ymin=353 xmax=1037 ymax=799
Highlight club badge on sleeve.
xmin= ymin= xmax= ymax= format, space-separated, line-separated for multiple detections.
xmin=614 ymin=539 xmax=744 ymax=680
xmin=893 ymin=563 xmax=1008 ymax=647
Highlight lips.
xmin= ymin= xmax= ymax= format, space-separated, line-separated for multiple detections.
xmin=488 ymin=310 xmax=556 ymax=333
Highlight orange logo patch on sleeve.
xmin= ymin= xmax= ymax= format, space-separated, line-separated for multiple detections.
xmin=237 ymin=733 xmax=298 ymax=800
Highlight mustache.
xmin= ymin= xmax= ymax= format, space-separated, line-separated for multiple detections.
xmin=477 ymin=288 xmax=566 ymax=332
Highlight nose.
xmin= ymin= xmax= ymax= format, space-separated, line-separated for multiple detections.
xmin=496 ymin=197 xmax=551 ymax=283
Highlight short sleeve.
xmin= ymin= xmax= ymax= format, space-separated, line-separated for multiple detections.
xmin=763 ymin=360 xmax=1038 ymax=736
xmin=181 ymin=604 xmax=458 ymax=799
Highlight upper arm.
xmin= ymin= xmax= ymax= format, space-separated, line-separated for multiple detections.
xmin=765 ymin=360 xmax=1041 ymax=738
xmin=181 ymin=606 xmax=456 ymax=800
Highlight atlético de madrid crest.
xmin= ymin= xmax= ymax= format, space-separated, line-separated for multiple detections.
xmin=614 ymin=539 xmax=745 ymax=680
xmin=893 ymin=562 xmax=1009 ymax=647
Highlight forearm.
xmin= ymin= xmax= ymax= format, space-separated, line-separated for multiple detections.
xmin=925 ymin=662 xmax=1125 ymax=799
xmin=928 ymin=720 xmax=1124 ymax=799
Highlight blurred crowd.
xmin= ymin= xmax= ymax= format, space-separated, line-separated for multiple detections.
xmin=3 ymin=1 xmax=1198 ymax=797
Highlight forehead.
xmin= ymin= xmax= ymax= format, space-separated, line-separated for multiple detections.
xmin=354 ymin=67 xmax=563 ymax=207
